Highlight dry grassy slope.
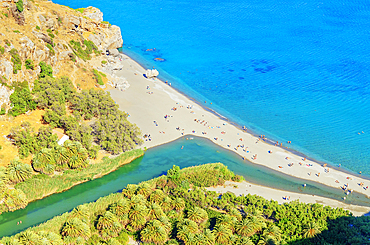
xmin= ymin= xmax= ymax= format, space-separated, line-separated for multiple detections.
xmin=0 ymin=0 xmax=113 ymax=166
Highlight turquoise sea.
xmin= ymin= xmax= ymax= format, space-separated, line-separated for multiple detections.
xmin=55 ymin=0 xmax=370 ymax=174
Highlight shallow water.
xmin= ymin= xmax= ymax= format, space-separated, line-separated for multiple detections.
xmin=54 ymin=0 xmax=370 ymax=175
xmin=0 ymin=137 xmax=368 ymax=237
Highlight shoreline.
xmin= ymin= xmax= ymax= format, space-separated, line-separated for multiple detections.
xmin=120 ymin=50 xmax=370 ymax=182
xmin=207 ymin=181 xmax=370 ymax=216
xmin=101 ymin=52 xmax=370 ymax=214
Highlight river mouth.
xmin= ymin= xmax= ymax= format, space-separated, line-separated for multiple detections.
xmin=1 ymin=136 xmax=369 ymax=237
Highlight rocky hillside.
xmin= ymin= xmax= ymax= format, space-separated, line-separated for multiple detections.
xmin=0 ymin=0 xmax=129 ymax=166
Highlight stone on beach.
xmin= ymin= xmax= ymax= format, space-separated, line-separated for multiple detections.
xmin=145 ymin=69 xmax=159 ymax=78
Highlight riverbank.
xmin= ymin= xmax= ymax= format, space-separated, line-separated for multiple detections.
xmin=106 ymin=52 xmax=370 ymax=212
xmin=15 ymin=149 xmax=144 ymax=208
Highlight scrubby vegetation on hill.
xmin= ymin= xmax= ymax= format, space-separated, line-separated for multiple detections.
xmin=3 ymin=163 xmax=369 ymax=245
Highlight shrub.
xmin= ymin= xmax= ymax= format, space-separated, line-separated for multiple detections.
xmin=101 ymin=60 xmax=107 ymax=65
xmin=46 ymin=44 xmax=55 ymax=56
xmin=10 ymin=49 xmax=22 ymax=74
xmin=0 ymin=46 xmax=4 ymax=55
xmin=25 ymin=59 xmax=34 ymax=70
xmin=16 ymin=0 xmax=24 ymax=12
xmin=8 ymin=81 xmax=36 ymax=117
xmin=92 ymin=69 xmax=104 ymax=85
xmin=36 ymin=25 xmax=40 ymax=30
xmin=4 ymin=39 xmax=11 ymax=46
xmin=13 ymin=30 xmax=20 ymax=33
xmin=39 ymin=61 xmax=53 ymax=78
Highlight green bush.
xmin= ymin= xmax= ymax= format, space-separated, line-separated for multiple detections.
xmin=8 ymin=81 xmax=36 ymax=117
xmin=92 ymin=69 xmax=104 ymax=85
xmin=0 ymin=46 xmax=4 ymax=55
xmin=46 ymin=44 xmax=55 ymax=56
xmin=4 ymin=39 xmax=11 ymax=46
xmin=101 ymin=60 xmax=107 ymax=65
xmin=69 ymin=39 xmax=99 ymax=61
xmin=39 ymin=61 xmax=53 ymax=78
xmin=25 ymin=59 xmax=34 ymax=70
xmin=10 ymin=49 xmax=22 ymax=74
xmin=13 ymin=30 xmax=20 ymax=33
xmin=36 ymin=25 xmax=40 ymax=30
xmin=16 ymin=0 xmax=24 ymax=12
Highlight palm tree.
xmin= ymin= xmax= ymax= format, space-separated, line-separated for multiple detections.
xmin=109 ymin=199 xmax=131 ymax=217
xmin=263 ymin=225 xmax=282 ymax=242
xmin=216 ymin=214 xmax=237 ymax=231
xmin=248 ymin=215 xmax=267 ymax=234
xmin=128 ymin=204 xmax=148 ymax=230
xmin=122 ymin=184 xmax=137 ymax=198
xmin=136 ymin=183 xmax=153 ymax=198
xmin=148 ymin=203 xmax=165 ymax=220
xmin=97 ymin=211 xmax=120 ymax=231
xmin=172 ymin=198 xmax=185 ymax=212
xmin=177 ymin=226 xmax=193 ymax=244
xmin=213 ymin=224 xmax=232 ymax=245
xmin=257 ymin=235 xmax=278 ymax=245
xmin=161 ymin=196 xmax=173 ymax=212
xmin=4 ymin=188 xmax=28 ymax=211
xmin=6 ymin=159 xmax=33 ymax=184
xmin=61 ymin=218 xmax=91 ymax=238
xmin=158 ymin=216 xmax=172 ymax=233
xmin=18 ymin=231 xmax=41 ymax=245
xmin=236 ymin=218 xmax=254 ymax=237
xmin=228 ymin=207 xmax=242 ymax=221
xmin=33 ymin=148 xmax=55 ymax=171
xmin=203 ymin=229 xmax=215 ymax=245
xmin=177 ymin=218 xmax=199 ymax=233
xmin=70 ymin=204 xmax=90 ymax=223
xmin=130 ymin=194 xmax=147 ymax=206
xmin=303 ymin=222 xmax=321 ymax=238
xmin=237 ymin=237 xmax=254 ymax=245
xmin=53 ymin=144 xmax=69 ymax=168
xmin=149 ymin=189 xmax=165 ymax=204
xmin=187 ymin=206 xmax=208 ymax=225
xmin=37 ymin=231 xmax=63 ymax=245
xmin=140 ymin=220 xmax=168 ymax=244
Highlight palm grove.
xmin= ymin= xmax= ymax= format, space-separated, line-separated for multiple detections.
xmin=3 ymin=164 xmax=370 ymax=245
xmin=0 ymin=62 xmax=142 ymax=213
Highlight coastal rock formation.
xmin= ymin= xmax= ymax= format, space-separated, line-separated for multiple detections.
xmin=0 ymin=60 xmax=13 ymax=81
xmin=145 ymin=69 xmax=159 ymax=78
xmin=10 ymin=3 xmax=25 ymax=25
xmin=107 ymin=75 xmax=130 ymax=91
xmin=82 ymin=6 xmax=103 ymax=22
xmin=0 ymin=85 xmax=14 ymax=110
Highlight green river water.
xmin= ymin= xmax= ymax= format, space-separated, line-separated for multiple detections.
xmin=0 ymin=136 xmax=369 ymax=237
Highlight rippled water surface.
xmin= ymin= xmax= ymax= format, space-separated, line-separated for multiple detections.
xmin=55 ymin=0 xmax=370 ymax=174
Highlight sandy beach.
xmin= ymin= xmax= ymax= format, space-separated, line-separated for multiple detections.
xmin=95 ymin=53 xmax=370 ymax=215
xmin=207 ymin=181 xmax=370 ymax=216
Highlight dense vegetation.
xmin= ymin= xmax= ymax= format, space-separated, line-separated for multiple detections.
xmin=3 ymin=163 xmax=369 ymax=245
xmin=8 ymin=81 xmax=36 ymax=117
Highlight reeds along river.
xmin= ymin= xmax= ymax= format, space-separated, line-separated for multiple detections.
xmin=55 ymin=0 xmax=370 ymax=176
xmin=1 ymin=137 xmax=370 ymax=237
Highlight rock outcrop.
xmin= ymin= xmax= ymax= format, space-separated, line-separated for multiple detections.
xmin=10 ymin=3 xmax=25 ymax=25
xmin=146 ymin=69 xmax=159 ymax=78
xmin=83 ymin=6 xmax=103 ymax=22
